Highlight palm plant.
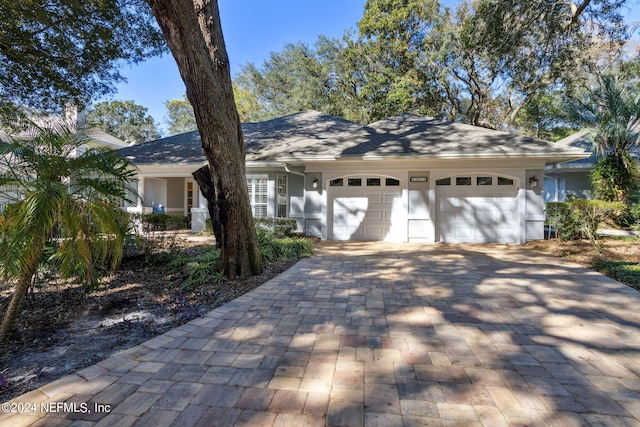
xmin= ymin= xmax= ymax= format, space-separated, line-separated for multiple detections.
xmin=570 ymin=74 xmax=640 ymax=203
xmin=0 ymin=120 xmax=135 ymax=343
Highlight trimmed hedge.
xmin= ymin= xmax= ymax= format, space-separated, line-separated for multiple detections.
xmin=140 ymin=213 xmax=188 ymax=231
xmin=254 ymin=217 xmax=297 ymax=237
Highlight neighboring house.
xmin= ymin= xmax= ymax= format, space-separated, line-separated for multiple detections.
xmin=544 ymin=130 xmax=640 ymax=202
xmin=0 ymin=108 xmax=129 ymax=153
xmin=119 ymin=110 xmax=588 ymax=244
xmin=0 ymin=109 xmax=129 ymax=211
xmin=544 ymin=130 xmax=593 ymax=202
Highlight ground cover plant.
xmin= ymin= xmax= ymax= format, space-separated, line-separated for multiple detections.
xmin=592 ymin=258 xmax=640 ymax=288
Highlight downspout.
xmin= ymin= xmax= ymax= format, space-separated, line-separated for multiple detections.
xmin=282 ymin=163 xmax=307 ymax=234
xmin=543 ymin=165 xmax=559 ymax=240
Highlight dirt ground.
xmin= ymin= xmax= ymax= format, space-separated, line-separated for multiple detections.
xmin=526 ymin=236 xmax=640 ymax=268
xmin=1 ymin=235 xmax=638 ymax=403
xmin=0 ymin=234 xmax=298 ymax=402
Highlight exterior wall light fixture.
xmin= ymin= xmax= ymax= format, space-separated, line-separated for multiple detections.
xmin=529 ymin=176 xmax=538 ymax=187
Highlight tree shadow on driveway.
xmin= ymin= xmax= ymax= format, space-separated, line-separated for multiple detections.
xmin=4 ymin=241 xmax=640 ymax=426
xmin=281 ymin=242 xmax=640 ymax=426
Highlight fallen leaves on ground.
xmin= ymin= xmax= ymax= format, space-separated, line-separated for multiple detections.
xmin=0 ymin=237 xmax=297 ymax=402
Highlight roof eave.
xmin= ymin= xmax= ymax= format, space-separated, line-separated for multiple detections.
xmin=133 ymin=162 xmax=207 ymax=171
xmin=245 ymin=161 xmax=291 ymax=168
xmin=277 ymin=151 xmax=591 ymax=163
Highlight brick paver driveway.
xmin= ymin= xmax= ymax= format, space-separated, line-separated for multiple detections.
xmin=2 ymin=242 xmax=640 ymax=426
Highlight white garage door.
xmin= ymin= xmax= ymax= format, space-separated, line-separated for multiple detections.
xmin=436 ymin=175 xmax=518 ymax=243
xmin=329 ymin=176 xmax=404 ymax=241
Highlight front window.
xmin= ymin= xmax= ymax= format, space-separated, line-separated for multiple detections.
xmin=246 ymin=174 xmax=268 ymax=217
xmin=277 ymin=174 xmax=288 ymax=218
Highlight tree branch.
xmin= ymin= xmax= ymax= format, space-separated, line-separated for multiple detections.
xmin=570 ymin=0 xmax=591 ymax=25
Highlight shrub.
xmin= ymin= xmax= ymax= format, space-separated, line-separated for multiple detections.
xmin=567 ymin=199 xmax=625 ymax=244
xmin=254 ymin=217 xmax=297 ymax=237
xmin=592 ymin=259 xmax=640 ymax=288
xmin=163 ymin=226 xmax=312 ymax=288
xmin=546 ymin=202 xmax=583 ymax=240
xmin=546 ymin=200 xmax=625 ymax=243
xmin=166 ymin=246 xmax=223 ymax=289
xmin=141 ymin=213 xmax=187 ymax=231
xmin=590 ymin=153 xmax=638 ymax=203
xmin=157 ymin=219 xmax=311 ymax=288
xmin=627 ymin=194 xmax=640 ymax=230
xmin=256 ymin=228 xmax=313 ymax=262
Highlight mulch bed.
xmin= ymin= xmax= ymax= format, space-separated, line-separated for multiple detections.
xmin=0 ymin=237 xmax=297 ymax=402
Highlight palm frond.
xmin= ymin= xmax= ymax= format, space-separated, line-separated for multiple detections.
xmin=0 ymin=119 xmax=134 ymax=290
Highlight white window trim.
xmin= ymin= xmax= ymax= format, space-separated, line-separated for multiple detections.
xmin=276 ymin=174 xmax=288 ymax=218
xmin=246 ymin=174 xmax=269 ymax=217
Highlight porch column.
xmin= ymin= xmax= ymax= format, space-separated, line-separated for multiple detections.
xmin=136 ymin=177 xmax=145 ymax=210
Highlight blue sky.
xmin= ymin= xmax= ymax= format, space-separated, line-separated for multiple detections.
xmin=109 ymin=0 xmax=640 ymax=134
xmin=110 ymin=0 xmax=369 ymax=132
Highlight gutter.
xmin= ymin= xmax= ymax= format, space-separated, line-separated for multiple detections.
xmin=282 ymin=163 xmax=306 ymax=182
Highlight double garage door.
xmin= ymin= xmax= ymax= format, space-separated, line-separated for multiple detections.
xmin=435 ymin=175 xmax=518 ymax=243
xmin=328 ymin=174 xmax=519 ymax=243
xmin=329 ymin=176 xmax=404 ymax=241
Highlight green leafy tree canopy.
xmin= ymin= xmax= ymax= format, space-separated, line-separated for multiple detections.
xmin=234 ymin=0 xmax=632 ymax=131
xmin=165 ymin=87 xmax=265 ymax=135
xmin=164 ymin=95 xmax=197 ymax=135
xmin=87 ymin=100 xmax=161 ymax=144
xmin=570 ymin=74 xmax=640 ymax=202
xmin=0 ymin=0 xmax=165 ymax=113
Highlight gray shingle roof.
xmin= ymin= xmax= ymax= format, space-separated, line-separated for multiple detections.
xmin=119 ymin=110 xmax=360 ymax=165
xmin=118 ymin=110 xmax=588 ymax=165
xmin=336 ymin=114 xmax=584 ymax=159
xmin=554 ymin=129 xmax=640 ymax=167
xmin=119 ymin=130 xmax=203 ymax=164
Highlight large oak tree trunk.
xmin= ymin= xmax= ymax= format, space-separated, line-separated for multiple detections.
xmin=145 ymin=0 xmax=262 ymax=278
